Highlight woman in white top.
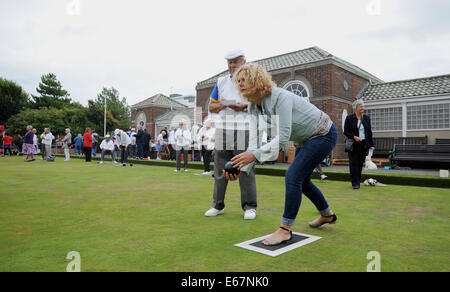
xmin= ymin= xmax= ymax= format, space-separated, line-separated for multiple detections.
xmin=198 ymin=119 xmax=215 ymax=175
xmin=174 ymin=120 xmax=191 ymax=172
xmin=156 ymin=130 xmax=167 ymax=160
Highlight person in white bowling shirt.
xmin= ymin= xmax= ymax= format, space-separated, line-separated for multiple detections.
xmin=174 ymin=120 xmax=191 ymax=172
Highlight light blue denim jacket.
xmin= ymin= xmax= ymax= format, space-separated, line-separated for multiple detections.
xmin=241 ymin=87 xmax=327 ymax=173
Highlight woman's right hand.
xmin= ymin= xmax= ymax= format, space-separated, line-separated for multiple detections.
xmin=354 ymin=136 xmax=362 ymax=142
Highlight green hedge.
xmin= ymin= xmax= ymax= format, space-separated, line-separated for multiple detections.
xmin=56 ymin=154 xmax=450 ymax=189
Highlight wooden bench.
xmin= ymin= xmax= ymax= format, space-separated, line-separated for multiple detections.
xmin=390 ymin=144 xmax=450 ymax=167
xmin=435 ymin=138 xmax=450 ymax=145
xmin=373 ymin=136 xmax=427 ymax=157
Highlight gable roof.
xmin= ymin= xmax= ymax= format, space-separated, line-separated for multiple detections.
xmin=196 ymin=46 xmax=383 ymax=89
xmin=131 ymin=93 xmax=188 ymax=109
xmin=361 ymin=74 xmax=450 ymax=101
xmin=155 ymin=108 xmax=195 ymax=123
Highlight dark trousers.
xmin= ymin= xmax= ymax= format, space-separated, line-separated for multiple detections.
xmin=176 ymin=146 xmax=189 ymax=170
xmin=348 ymin=141 xmax=367 ymax=187
xmin=168 ymin=144 xmax=176 ymax=160
xmin=201 ymin=145 xmax=213 ymax=172
xmin=120 ymin=147 xmax=128 ymax=164
xmin=3 ymin=145 xmax=13 ymax=156
xmin=212 ymin=129 xmax=257 ymax=211
xmin=84 ymin=147 xmax=92 ymax=162
xmin=143 ymin=144 xmax=150 ymax=158
xmin=128 ymin=144 xmax=137 ymax=158
xmin=137 ymin=144 xmax=144 ymax=158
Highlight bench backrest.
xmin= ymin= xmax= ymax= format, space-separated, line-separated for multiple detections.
xmin=395 ymin=144 xmax=450 ymax=155
xmin=436 ymin=138 xmax=450 ymax=145
xmin=374 ymin=136 xmax=428 ymax=152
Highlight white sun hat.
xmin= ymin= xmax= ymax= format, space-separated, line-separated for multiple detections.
xmin=225 ymin=49 xmax=245 ymax=60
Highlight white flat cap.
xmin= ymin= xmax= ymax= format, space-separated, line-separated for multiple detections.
xmin=114 ymin=129 xmax=120 ymax=135
xmin=105 ymin=134 xmax=111 ymax=138
xmin=225 ymin=49 xmax=245 ymax=60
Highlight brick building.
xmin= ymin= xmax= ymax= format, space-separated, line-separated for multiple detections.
xmin=130 ymin=93 xmax=188 ymax=138
xmin=195 ymin=46 xmax=383 ymax=159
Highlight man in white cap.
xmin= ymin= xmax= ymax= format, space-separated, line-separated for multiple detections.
xmin=128 ymin=128 xmax=137 ymax=158
xmin=204 ymin=49 xmax=258 ymax=220
xmin=115 ymin=129 xmax=131 ymax=166
xmin=99 ymin=134 xmax=116 ymax=163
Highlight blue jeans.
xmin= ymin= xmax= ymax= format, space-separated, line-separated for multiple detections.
xmin=282 ymin=124 xmax=338 ymax=226
xmin=92 ymin=143 xmax=98 ymax=157
xmin=75 ymin=145 xmax=82 ymax=155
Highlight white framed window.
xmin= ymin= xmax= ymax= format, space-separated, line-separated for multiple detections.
xmin=283 ymin=80 xmax=310 ymax=101
xmin=407 ymin=103 xmax=450 ymax=130
xmin=365 ymin=107 xmax=402 ymax=131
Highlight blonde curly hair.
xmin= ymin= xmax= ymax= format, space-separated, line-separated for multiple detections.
xmin=233 ymin=63 xmax=276 ymax=103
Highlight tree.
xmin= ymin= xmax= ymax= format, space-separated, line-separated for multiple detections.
xmin=31 ymin=73 xmax=72 ymax=109
xmin=6 ymin=107 xmax=89 ymax=138
xmin=88 ymin=87 xmax=130 ymax=133
xmin=86 ymin=99 xmax=121 ymax=135
xmin=0 ymin=78 xmax=30 ymax=125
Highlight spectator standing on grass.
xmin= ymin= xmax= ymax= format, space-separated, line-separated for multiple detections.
xmin=156 ymin=130 xmax=167 ymax=160
xmin=83 ymin=128 xmax=93 ymax=162
xmin=204 ymin=50 xmax=257 ymax=220
xmin=135 ymin=126 xmax=145 ymax=159
xmin=344 ymin=99 xmax=374 ymax=190
xmin=23 ymin=125 xmax=37 ymax=162
xmin=32 ymin=129 xmax=38 ymax=153
xmin=62 ymin=128 xmax=72 ymax=162
xmin=91 ymin=130 xmax=99 ymax=157
xmin=74 ymin=134 xmax=83 ymax=155
xmin=40 ymin=128 xmax=55 ymax=159
xmin=128 ymin=128 xmax=137 ymax=158
xmin=198 ymin=118 xmax=215 ymax=175
xmin=168 ymin=128 xmax=176 ymax=160
xmin=174 ymin=120 xmax=191 ymax=172
xmin=2 ymin=133 xmax=13 ymax=156
xmin=143 ymin=129 xmax=151 ymax=159
xmin=16 ymin=134 xmax=23 ymax=153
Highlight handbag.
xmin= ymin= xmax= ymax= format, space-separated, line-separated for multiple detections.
xmin=345 ymin=115 xmax=364 ymax=153
xmin=345 ymin=138 xmax=354 ymax=152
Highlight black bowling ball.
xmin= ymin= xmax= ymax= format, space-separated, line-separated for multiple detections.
xmin=224 ymin=161 xmax=240 ymax=175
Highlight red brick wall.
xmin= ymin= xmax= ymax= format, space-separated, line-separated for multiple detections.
xmin=196 ymin=87 xmax=213 ymax=120
xmin=131 ymin=106 xmax=172 ymax=138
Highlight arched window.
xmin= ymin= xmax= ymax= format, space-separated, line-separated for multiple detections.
xmin=283 ymin=80 xmax=310 ymax=102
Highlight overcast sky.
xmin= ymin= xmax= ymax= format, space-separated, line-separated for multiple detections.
xmin=1 ymin=0 xmax=449 ymax=107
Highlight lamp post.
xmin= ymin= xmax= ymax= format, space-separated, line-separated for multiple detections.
xmin=104 ymin=96 xmax=107 ymax=137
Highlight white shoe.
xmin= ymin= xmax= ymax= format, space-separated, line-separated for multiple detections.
xmin=99 ymin=161 xmax=104 ymax=164
xmin=205 ymin=208 xmax=224 ymax=217
xmin=244 ymin=209 xmax=257 ymax=220
xmin=202 ymin=171 xmax=212 ymax=175
xmin=320 ymin=174 xmax=328 ymax=181
xmin=174 ymin=169 xmax=180 ymax=172
xmin=184 ymin=169 xmax=188 ymax=172
xmin=113 ymin=161 xmax=118 ymax=164
xmin=156 ymin=157 xmax=161 ymax=160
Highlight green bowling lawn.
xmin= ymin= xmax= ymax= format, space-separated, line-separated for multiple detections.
xmin=0 ymin=156 xmax=448 ymax=272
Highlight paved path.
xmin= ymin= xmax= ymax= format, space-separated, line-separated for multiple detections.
xmin=258 ymin=162 xmax=443 ymax=177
